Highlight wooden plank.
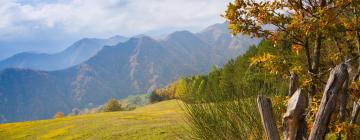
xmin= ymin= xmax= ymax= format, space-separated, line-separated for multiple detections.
xmin=350 ymin=100 xmax=360 ymax=124
xmin=308 ymin=63 xmax=349 ymax=140
xmin=338 ymin=79 xmax=349 ymax=123
xmin=257 ymin=95 xmax=280 ymax=140
xmin=337 ymin=79 xmax=350 ymax=140
xmin=282 ymin=89 xmax=308 ymax=140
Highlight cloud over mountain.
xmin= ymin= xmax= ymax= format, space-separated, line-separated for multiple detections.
xmin=1 ymin=0 xmax=231 ymax=39
xmin=0 ymin=0 xmax=232 ymax=60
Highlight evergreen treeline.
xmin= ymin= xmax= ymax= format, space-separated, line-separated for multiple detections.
xmin=151 ymin=40 xmax=292 ymax=139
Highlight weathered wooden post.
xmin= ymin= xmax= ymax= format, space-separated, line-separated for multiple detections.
xmin=257 ymin=95 xmax=280 ymax=140
xmin=282 ymin=89 xmax=308 ymax=140
xmin=337 ymin=79 xmax=350 ymax=140
xmin=350 ymin=100 xmax=360 ymax=124
xmin=308 ymin=63 xmax=349 ymax=140
xmin=338 ymin=81 xmax=349 ymax=123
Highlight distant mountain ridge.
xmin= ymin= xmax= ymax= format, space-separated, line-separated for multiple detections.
xmin=0 ymin=36 xmax=128 ymax=71
xmin=0 ymin=22 xmax=260 ymax=123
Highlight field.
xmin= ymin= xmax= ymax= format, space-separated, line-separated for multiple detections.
xmin=0 ymin=100 xmax=189 ymax=140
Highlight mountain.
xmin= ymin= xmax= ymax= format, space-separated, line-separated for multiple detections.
xmin=0 ymin=22 xmax=260 ymax=123
xmin=0 ymin=46 xmax=20 ymax=61
xmin=197 ymin=22 xmax=258 ymax=65
xmin=0 ymin=36 xmax=128 ymax=71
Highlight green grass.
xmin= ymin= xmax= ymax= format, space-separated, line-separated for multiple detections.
xmin=0 ymin=100 xmax=189 ymax=140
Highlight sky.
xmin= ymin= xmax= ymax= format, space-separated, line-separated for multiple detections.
xmin=0 ymin=0 xmax=232 ymax=58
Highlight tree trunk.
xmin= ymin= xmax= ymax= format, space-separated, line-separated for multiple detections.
xmin=303 ymin=39 xmax=312 ymax=72
xmin=312 ymin=35 xmax=322 ymax=75
xmin=307 ymin=35 xmax=323 ymax=119
xmin=282 ymin=89 xmax=308 ymax=140
xmin=257 ymin=95 xmax=280 ymax=140
xmin=309 ymin=63 xmax=349 ymax=140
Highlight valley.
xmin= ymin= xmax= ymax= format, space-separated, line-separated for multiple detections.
xmin=0 ymin=22 xmax=259 ymax=123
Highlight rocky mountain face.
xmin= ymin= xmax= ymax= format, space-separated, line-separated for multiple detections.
xmin=0 ymin=22 xmax=260 ymax=123
xmin=0 ymin=36 xmax=128 ymax=71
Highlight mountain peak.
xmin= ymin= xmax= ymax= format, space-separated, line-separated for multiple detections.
xmin=165 ymin=30 xmax=198 ymax=42
xmin=168 ymin=30 xmax=193 ymax=37
xmin=199 ymin=22 xmax=229 ymax=34
xmin=126 ymin=35 xmax=156 ymax=44
xmin=109 ymin=35 xmax=127 ymax=40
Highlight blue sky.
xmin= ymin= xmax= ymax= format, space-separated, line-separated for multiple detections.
xmin=0 ymin=0 xmax=231 ymax=58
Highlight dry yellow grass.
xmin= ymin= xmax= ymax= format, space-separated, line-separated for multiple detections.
xmin=0 ymin=100 xmax=189 ymax=140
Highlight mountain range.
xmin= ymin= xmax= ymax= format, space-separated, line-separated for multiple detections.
xmin=0 ymin=36 xmax=128 ymax=71
xmin=0 ymin=22 xmax=259 ymax=123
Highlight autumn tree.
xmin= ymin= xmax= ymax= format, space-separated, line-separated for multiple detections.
xmin=54 ymin=112 xmax=65 ymax=119
xmin=225 ymin=0 xmax=360 ymax=139
xmin=226 ymin=0 xmax=359 ymax=95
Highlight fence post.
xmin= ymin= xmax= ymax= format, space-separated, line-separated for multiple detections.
xmin=257 ymin=95 xmax=280 ymax=140
xmin=282 ymin=89 xmax=308 ymax=140
xmin=309 ymin=63 xmax=349 ymax=140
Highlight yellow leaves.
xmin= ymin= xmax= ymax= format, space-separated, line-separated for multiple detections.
xmin=349 ymin=81 xmax=360 ymax=100
xmin=291 ymin=44 xmax=301 ymax=55
xmin=343 ymin=123 xmax=359 ymax=139
xmin=308 ymin=95 xmax=321 ymax=121
xmin=350 ymin=81 xmax=359 ymax=90
xmin=302 ymin=78 xmax=312 ymax=87
xmin=290 ymin=66 xmax=303 ymax=74
xmin=250 ymin=53 xmax=276 ymax=65
xmin=273 ymin=95 xmax=287 ymax=111
xmin=284 ymin=95 xmax=289 ymax=105
xmin=272 ymin=95 xmax=287 ymax=129
xmin=329 ymin=52 xmax=342 ymax=62
xmin=271 ymin=34 xmax=278 ymax=43
xmin=335 ymin=123 xmax=345 ymax=134
xmin=272 ymin=95 xmax=281 ymax=106
xmin=250 ymin=53 xmax=279 ymax=74
xmin=332 ymin=122 xmax=358 ymax=137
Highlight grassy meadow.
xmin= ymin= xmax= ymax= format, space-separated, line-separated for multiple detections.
xmin=0 ymin=100 xmax=189 ymax=140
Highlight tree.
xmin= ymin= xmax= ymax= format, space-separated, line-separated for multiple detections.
xmin=54 ymin=112 xmax=65 ymax=119
xmin=225 ymin=0 xmax=360 ymax=96
xmin=102 ymin=98 xmax=122 ymax=112
xmin=225 ymin=0 xmax=360 ymax=139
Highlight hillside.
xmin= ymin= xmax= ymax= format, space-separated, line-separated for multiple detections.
xmin=0 ymin=100 xmax=188 ymax=140
xmin=0 ymin=22 xmax=259 ymax=123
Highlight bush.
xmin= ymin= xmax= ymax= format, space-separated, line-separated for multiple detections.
xmin=54 ymin=112 xmax=65 ymax=119
xmin=68 ymin=108 xmax=81 ymax=116
xmin=102 ymin=98 xmax=122 ymax=112
xmin=150 ymin=91 xmax=165 ymax=103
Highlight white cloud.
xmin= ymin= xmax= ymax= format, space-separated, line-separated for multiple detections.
xmin=0 ymin=0 xmax=231 ymax=39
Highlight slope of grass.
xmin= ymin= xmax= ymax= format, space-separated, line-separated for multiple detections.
xmin=0 ymin=100 xmax=188 ymax=140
